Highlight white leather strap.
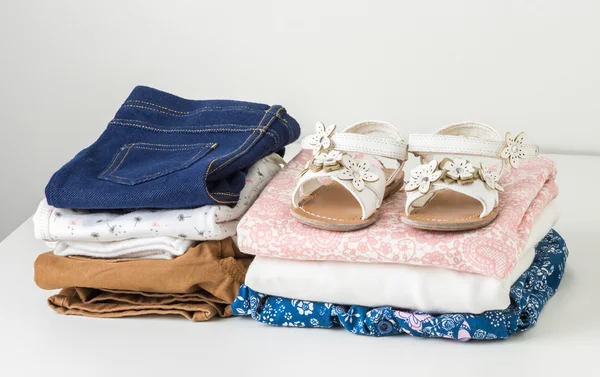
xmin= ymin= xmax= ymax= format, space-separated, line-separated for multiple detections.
xmin=292 ymin=163 xmax=386 ymax=221
xmin=406 ymin=180 xmax=499 ymax=219
xmin=301 ymin=121 xmax=408 ymax=161
xmin=328 ymin=133 xmax=409 ymax=160
xmin=336 ymin=121 xmax=409 ymax=160
xmin=408 ymin=122 xmax=538 ymax=160
xmin=409 ymin=134 xmax=538 ymax=159
xmin=301 ymin=120 xmax=407 ymax=187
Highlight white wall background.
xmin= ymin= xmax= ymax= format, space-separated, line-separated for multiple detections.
xmin=0 ymin=0 xmax=598 ymax=240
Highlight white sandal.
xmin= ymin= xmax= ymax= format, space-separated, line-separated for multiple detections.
xmin=290 ymin=121 xmax=408 ymax=231
xmin=403 ymin=122 xmax=539 ymax=231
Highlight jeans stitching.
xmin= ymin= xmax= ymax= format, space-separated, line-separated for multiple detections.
xmin=109 ymin=120 xmax=258 ymax=134
xmin=207 ymin=129 xmax=283 ymax=201
xmin=121 ymin=104 xmax=264 ymax=117
xmin=211 ymin=117 xmax=267 ymax=173
xmin=124 ymin=142 xmax=209 ymax=148
xmin=99 ymin=146 xmax=126 ymax=176
xmin=264 ymin=129 xmax=280 ymax=149
xmin=278 ymin=115 xmax=293 ymax=140
xmin=202 ymin=108 xmax=273 ymax=204
xmin=120 ymin=146 xmax=204 ymax=152
xmin=100 ymin=142 xmax=213 ymax=179
xmin=108 ymin=122 xmax=278 ymax=148
xmin=125 ymin=100 xmax=190 ymax=114
xmin=212 ymin=106 xmax=282 ymax=173
xmin=208 ymin=109 xmax=270 ymax=174
xmin=107 ymin=144 xmax=214 ymax=181
xmin=125 ymin=99 xmax=265 ymax=114
xmin=113 ymin=118 xmax=257 ymax=128
xmin=211 ymin=192 xmax=240 ymax=197
xmin=204 ymin=107 xmax=281 ymax=204
xmin=108 ymin=144 xmax=135 ymax=176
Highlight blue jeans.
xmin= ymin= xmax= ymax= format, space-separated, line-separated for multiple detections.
xmin=45 ymin=86 xmax=300 ymax=209
xmin=233 ymin=230 xmax=568 ymax=341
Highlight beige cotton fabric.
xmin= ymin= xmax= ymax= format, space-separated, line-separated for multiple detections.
xmin=34 ymin=238 xmax=251 ymax=320
xmin=48 ymin=287 xmax=232 ymax=321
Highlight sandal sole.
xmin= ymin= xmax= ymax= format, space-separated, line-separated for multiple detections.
xmin=401 ymin=211 xmax=497 ymax=231
xmin=290 ymin=170 xmax=404 ymax=232
xmin=401 ymin=190 xmax=498 ymax=231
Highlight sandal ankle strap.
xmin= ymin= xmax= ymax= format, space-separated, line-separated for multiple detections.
xmin=301 ymin=120 xmax=408 ymax=187
xmin=408 ymin=122 xmax=539 ymax=169
xmin=301 ymin=120 xmax=409 ymax=162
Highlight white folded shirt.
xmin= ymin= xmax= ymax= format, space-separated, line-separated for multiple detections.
xmin=49 ymin=236 xmax=194 ymax=260
xmin=33 ymin=154 xmax=284 ymax=243
xmin=245 ymin=200 xmax=559 ymax=314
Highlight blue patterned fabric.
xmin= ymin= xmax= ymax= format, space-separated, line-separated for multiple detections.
xmin=233 ymin=230 xmax=568 ymax=341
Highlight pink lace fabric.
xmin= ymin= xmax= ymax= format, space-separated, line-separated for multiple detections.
xmin=237 ymin=150 xmax=558 ymax=279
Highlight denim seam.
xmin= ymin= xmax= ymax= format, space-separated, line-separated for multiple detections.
xmin=212 ymin=106 xmax=283 ymax=174
xmin=100 ymin=143 xmax=212 ymax=179
xmin=272 ymin=108 xmax=286 ymax=146
xmin=107 ymin=144 xmax=215 ymax=181
xmin=264 ymin=129 xmax=280 ymax=149
xmin=123 ymin=142 xmax=209 ymax=148
xmin=108 ymin=144 xmax=134 ymax=176
xmin=99 ymin=146 xmax=127 ymax=177
xmin=205 ymin=110 xmax=268 ymax=175
xmin=109 ymin=121 xmax=260 ymax=134
xmin=202 ymin=107 xmax=275 ymax=204
xmin=110 ymin=151 xmax=208 ymax=179
xmin=113 ymin=118 xmax=258 ymax=128
xmin=118 ymin=146 xmax=205 ymax=152
xmin=122 ymin=104 xmax=264 ymax=117
xmin=211 ymin=192 xmax=239 ymax=197
xmin=111 ymin=122 xmax=280 ymax=148
xmin=125 ymin=100 xmax=189 ymax=115
xmin=204 ymin=108 xmax=282 ymax=204
xmin=125 ymin=99 xmax=266 ymax=114
xmin=278 ymin=114 xmax=293 ymax=140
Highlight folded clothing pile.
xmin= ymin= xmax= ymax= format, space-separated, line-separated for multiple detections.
xmin=233 ymin=149 xmax=567 ymax=340
xmin=36 ymin=239 xmax=249 ymax=321
xmin=33 ymin=86 xmax=300 ymax=321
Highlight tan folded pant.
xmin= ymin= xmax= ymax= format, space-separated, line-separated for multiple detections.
xmin=34 ymin=238 xmax=251 ymax=321
xmin=48 ymin=287 xmax=232 ymax=321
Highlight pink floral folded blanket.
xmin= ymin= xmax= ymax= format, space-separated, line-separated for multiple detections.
xmin=237 ymin=150 xmax=558 ymax=279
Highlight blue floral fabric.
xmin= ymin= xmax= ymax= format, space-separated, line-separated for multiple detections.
xmin=233 ymin=230 xmax=568 ymax=341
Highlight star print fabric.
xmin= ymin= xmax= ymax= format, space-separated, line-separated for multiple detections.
xmin=51 ymin=237 xmax=194 ymax=260
xmin=34 ymin=156 xmax=282 ymax=259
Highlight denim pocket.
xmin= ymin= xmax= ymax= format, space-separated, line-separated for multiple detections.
xmin=98 ymin=142 xmax=216 ymax=185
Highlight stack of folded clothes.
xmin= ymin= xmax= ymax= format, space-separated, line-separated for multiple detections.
xmin=232 ymin=131 xmax=568 ymax=341
xmin=33 ymin=86 xmax=300 ymax=321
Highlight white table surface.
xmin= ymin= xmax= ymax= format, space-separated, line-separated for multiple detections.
xmin=0 ymin=152 xmax=597 ymax=376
